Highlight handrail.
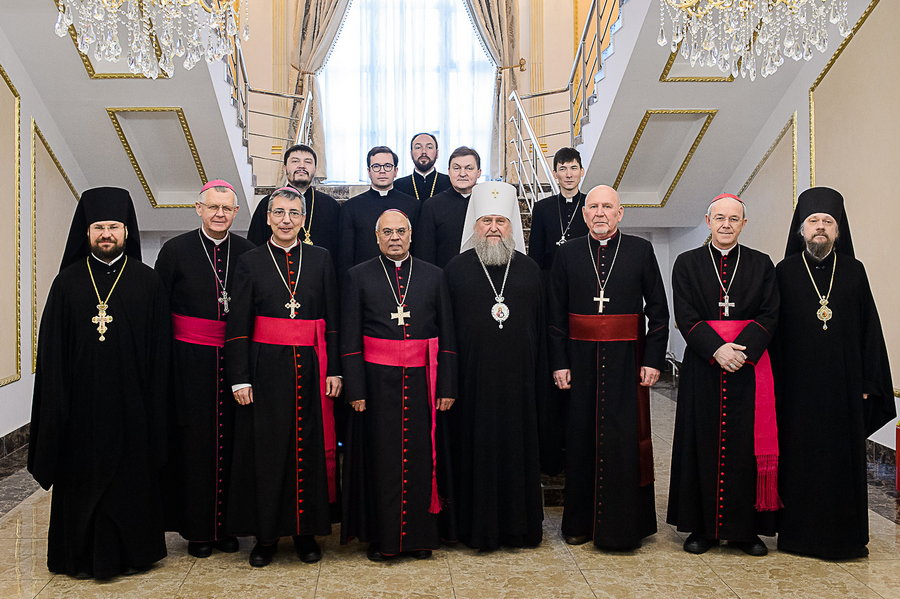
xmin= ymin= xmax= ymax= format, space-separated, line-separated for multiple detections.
xmin=507 ymin=90 xmax=559 ymax=214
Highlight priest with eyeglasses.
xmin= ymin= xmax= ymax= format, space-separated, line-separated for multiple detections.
xmin=224 ymin=186 xmax=342 ymax=567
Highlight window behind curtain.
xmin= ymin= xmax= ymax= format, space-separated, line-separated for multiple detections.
xmin=318 ymin=0 xmax=495 ymax=184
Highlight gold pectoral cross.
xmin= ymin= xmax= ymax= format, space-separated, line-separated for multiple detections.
xmin=593 ymin=289 xmax=610 ymax=313
xmin=391 ymin=305 xmax=411 ymax=326
xmin=285 ymin=296 xmax=301 ymax=319
xmin=91 ymin=302 xmax=113 ymax=342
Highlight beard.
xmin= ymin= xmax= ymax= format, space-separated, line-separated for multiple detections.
xmin=91 ymin=240 xmax=125 ymax=262
xmin=805 ymin=238 xmax=834 ymax=261
xmin=287 ymin=169 xmax=312 ymax=188
xmin=415 ymin=155 xmax=435 ymax=173
xmin=474 ymin=234 xmax=515 ymax=266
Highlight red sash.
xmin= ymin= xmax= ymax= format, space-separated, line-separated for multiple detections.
xmin=252 ymin=315 xmax=336 ymax=503
xmin=567 ymin=313 xmax=654 ymax=487
xmin=172 ymin=313 xmax=227 ymax=347
xmin=362 ymin=336 xmax=441 ymax=514
xmin=707 ymin=320 xmax=781 ymax=511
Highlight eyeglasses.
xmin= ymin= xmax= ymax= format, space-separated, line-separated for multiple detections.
xmin=90 ymin=224 xmax=124 ymax=233
xmin=450 ymin=165 xmax=478 ymax=173
xmin=198 ymin=202 xmax=236 ymax=214
xmin=379 ymin=227 xmax=409 ymax=237
xmin=269 ymin=208 xmax=304 ymax=220
xmin=711 ymin=216 xmax=743 ymax=224
xmin=369 ymin=163 xmax=395 ymax=172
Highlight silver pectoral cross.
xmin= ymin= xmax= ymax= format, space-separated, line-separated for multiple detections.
xmin=391 ymin=305 xmax=411 ymax=326
xmin=285 ymin=296 xmax=301 ymax=319
xmin=593 ymin=289 xmax=610 ymax=313
xmin=718 ymin=294 xmax=735 ymax=317
xmin=91 ymin=302 xmax=113 ymax=342
xmin=219 ymin=289 xmax=231 ymax=313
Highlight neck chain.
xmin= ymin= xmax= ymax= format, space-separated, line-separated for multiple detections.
xmin=556 ymin=192 xmax=582 ymax=246
xmin=587 ymin=233 xmax=621 ymax=313
xmin=198 ymin=230 xmax=232 ymax=313
xmin=412 ymin=171 xmax=437 ymax=201
xmin=801 ymin=251 xmax=837 ymax=330
xmin=708 ymin=243 xmax=741 ymax=317
xmin=380 ymin=256 xmax=413 ymax=326
xmin=477 ymin=252 xmax=514 ymax=329
xmin=267 ymin=242 xmax=304 ymax=318
xmin=86 ymin=255 xmax=128 ymax=342
xmin=302 ymin=187 xmax=315 ymax=245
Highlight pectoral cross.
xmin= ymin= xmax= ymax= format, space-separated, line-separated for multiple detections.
xmin=593 ymin=289 xmax=610 ymax=313
xmin=718 ymin=294 xmax=735 ymax=317
xmin=285 ymin=296 xmax=301 ymax=319
xmin=391 ymin=305 xmax=411 ymax=326
xmin=218 ymin=289 xmax=231 ymax=314
xmin=91 ymin=302 xmax=113 ymax=342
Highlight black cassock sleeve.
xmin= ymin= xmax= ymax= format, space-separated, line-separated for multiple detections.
xmin=857 ymin=263 xmax=896 ymax=435
xmin=415 ymin=200 xmax=438 ymax=265
xmin=224 ymin=255 xmax=255 ymax=387
xmin=674 ymin=252 xmax=726 ymax=362
xmin=436 ymin=274 xmax=458 ymax=400
xmin=527 ymin=200 xmax=549 ymax=269
xmin=336 ymin=203 xmax=356 ymax=281
xmin=640 ymin=242 xmax=669 ymax=371
xmin=340 ymin=267 xmax=366 ymax=403
xmin=733 ymin=255 xmax=778 ymax=364
xmin=146 ymin=273 xmax=172 ymax=468
xmin=547 ymin=248 xmax=571 ymax=372
xmin=321 ymin=249 xmax=342 ymax=377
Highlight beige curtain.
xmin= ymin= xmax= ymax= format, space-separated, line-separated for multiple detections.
xmin=287 ymin=0 xmax=351 ymax=178
xmin=463 ymin=0 xmax=520 ymax=179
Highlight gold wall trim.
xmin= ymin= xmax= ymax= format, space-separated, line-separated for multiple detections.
xmin=660 ymin=43 xmax=735 ymax=83
xmin=738 ymin=112 xmax=798 ymax=205
xmin=614 ymin=109 xmax=717 ymax=208
xmin=106 ymin=107 xmax=208 ymax=208
xmin=0 ymin=61 xmax=21 ymax=388
xmin=31 ymin=119 xmax=78 ymax=373
xmin=809 ymin=0 xmax=880 ymax=185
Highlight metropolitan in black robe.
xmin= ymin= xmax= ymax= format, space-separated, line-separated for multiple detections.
xmin=549 ymin=232 xmax=669 ymax=549
xmin=340 ymin=255 xmax=458 ymax=555
xmin=224 ymin=241 xmax=341 ymax=541
xmin=667 ymin=244 xmax=779 ymax=542
xmin=337 ymin=189 xmax=420 ymax=278
xmin=528 ymin=192 xmax=588 ymax=271
xmin=444 ymin=249 xmax=544 ymax=550
xmin=155 ymin=229 xmax=254 ymax=544
xmin=247 ymin=186 xmax=341 ymax=256
xmin=415 ymin=188 xmax=470 ymax=268
xmin=394 ymin=170 xmax=452 ymax=201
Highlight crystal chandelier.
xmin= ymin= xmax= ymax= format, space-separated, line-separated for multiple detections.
xmin=54 ymin=0 xmax=250 ymax=79
xmin=657 ymin=0 xmax=851 ymax=80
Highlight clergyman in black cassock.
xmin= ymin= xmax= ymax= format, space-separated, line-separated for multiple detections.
xmin=393 ymin=132 xmax=452 ymax=201
xmin=28 ymin=187 xmax=169 ymax=579
xmin=341 ymin=209 xmax=458 ymax=560
xmin=225 ymin=188 xmax=342 ymax=566
xmin=549 ymin=185 xmax=669 ymax=550
xmin=337 ymin=147 xmax=419 ymax=278
xmin=774 ymin=187 xmax=895 ymax=560
xmin=415 ymin=146 xmax=482 ymax=268
xmin=246 ymin=145 xmax=341 ymax=255
xmin=444 ymin=182 xmax=543 ymax=550
xmin=667 ymin=194 xmax=780 ymax=557
xmin=155 ymin=180 xmax=254 ymax=558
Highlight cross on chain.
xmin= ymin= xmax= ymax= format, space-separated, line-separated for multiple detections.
xmin=391 ymin=305 xmax=411 ymax=326
xmin=219 ymin=289 xmax=231 ymax=313
xmin=718 ymin=294 xmax=735 ymax=317
xmin=593 ymin=289 xmax=610 ymax=313
xmin=285 ymin=296 xmax=301 ymax=319
xmin=92 ymin=302 xmax=113 ymax=341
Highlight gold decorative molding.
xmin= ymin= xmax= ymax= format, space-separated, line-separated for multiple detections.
xmin=614 ymin=109 xmax=717 ymax=208
xmin=31 ymin=119 xmax=78 ymax=373
xmin=106 ymin=107 xmax=207 ymax=208
xmin=738 ymin=112 xmax=798 ymax=206
xmin=0 ymin=61 xmax=21 ymax=388
xmin=809 ymin=0 xmax=880 ymax=186
xmin=660 ymin=43 xmax=735 ymax=83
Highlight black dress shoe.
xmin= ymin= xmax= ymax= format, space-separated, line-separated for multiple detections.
xmin=249 ymin=542 xmax=277 ymax=567
xmin=366 ymin=544 xmax=388 ymax=562
xmin=564 ymin=534 xmax=590 ymax=546
xmin=214 ymin=537 xmax=240 ymax=553
xmin=731 ymin=537 xmax=768 ymax=556
xmin=293 ymin=535 xmax=322 ymax=563
xmin=410 ymin=550 xmax=432 ymax=560
xmin=188 ymin=541 xmax=213 ymax=558
xmin=683 ymin=533 xmax=719 ymax=554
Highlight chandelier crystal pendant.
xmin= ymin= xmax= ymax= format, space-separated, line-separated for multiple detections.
xmin=657 ymin=0 xmax=851 ymax=80
xmin=53 ymin=0 xmax=250 ymax=79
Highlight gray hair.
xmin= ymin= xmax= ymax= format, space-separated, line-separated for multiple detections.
xmin=706 ymin=197 xmax=747 ymax=219
xmin=198 ymin=186 xmax=237 ymax=205
xmin=267 ymin=188 xmax=306 ymax=215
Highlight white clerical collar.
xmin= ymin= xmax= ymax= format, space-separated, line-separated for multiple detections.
xmin=384 ymin=253 xmax=409 ymax=267
xmin=201 ymin=227 xmax=229 ymax=246
xmin=561 ymin=190 xmax=579 ymax=202
xmin=593 ymin=231 xmax=618 ymax=246
xmin=91 ymin=251 xmax=125 ymax=266
xmin=269 ymin=237 xmax=300 ymax=252
xmin=461 ymin=192 xmax=471 ymax=199
xmin=711 ymin=242 xmax=736 ymax=255
xmin=372 ymin=186 xmax=393 ymax=197
xmin=415 ymin=168 xmax=435 ymax=179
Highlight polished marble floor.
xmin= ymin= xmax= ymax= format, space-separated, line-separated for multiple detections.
xmin=0 ymin=392 xmax=897 ymax=599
